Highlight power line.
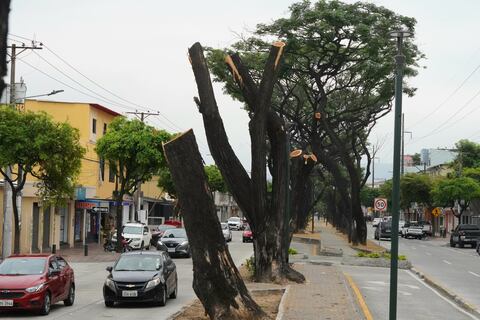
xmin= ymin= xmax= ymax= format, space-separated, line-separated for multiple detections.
xmin=11 ymin=33 xmax=184 ymax=131
xmin=407 ymin=62 xmax=480 ymax=130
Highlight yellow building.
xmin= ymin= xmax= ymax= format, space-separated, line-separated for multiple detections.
xmin=0 ymin=100 xmax=172 ymax=256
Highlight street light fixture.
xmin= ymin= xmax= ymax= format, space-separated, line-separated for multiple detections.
xmin=16 ymin=89 xmax=64 ymax=101
xmin=388 ymin=29 xmax=413 ymax=320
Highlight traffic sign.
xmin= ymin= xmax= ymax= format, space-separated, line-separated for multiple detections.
xmin=432 ymin=207 xmax=441 ymax=217
xmin=374 ymin=198 xmax=388 ymax=212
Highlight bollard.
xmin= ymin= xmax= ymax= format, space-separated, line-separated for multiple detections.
xmin=52 ymin=244 xmax=56 ymax=254
xmin=84 ymin=244 xmax=88 ymax=256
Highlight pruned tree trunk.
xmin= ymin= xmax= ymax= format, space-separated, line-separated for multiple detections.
xmin=163 ymin=129 xmax=267 ymax=320
xmin=189 ymin=42 xmax=304 ymax=284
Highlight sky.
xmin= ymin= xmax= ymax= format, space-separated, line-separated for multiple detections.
xmin=6 ymin=0 xmax=480 ymax=181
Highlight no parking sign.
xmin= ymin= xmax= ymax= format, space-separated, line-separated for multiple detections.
xmin=374 ymin=198 xmax=388 ymax=212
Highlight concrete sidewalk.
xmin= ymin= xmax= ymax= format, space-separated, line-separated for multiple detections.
xmin=277 ymin=225 xmax=371 ymax=320
xmin=55 ymin=243 xmax=120 ymax=262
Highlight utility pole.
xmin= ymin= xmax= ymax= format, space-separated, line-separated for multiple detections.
xmin=388 ymin=29 xmax=412 ymax=320
xmin=125 ymin=110 xmax=160 ymax=222
xmin=2 ymin=43 xmax=42 ymax=258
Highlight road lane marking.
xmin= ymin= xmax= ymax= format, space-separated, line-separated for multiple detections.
xmin=469 ymin=271 xmax=480 ymax=278
xmin=405 ymin=270 xmax=480 ymax=320
xmin=443 ymin=260 xmax=452 ymax=265
xmin=344 ymin=273 xmax=373 ymax=320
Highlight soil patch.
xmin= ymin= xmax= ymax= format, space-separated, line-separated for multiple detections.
xmin=172 ymin=289 xmax=283 ymax=320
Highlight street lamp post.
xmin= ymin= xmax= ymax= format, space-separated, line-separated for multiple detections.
xmin=388 ymin=29 xmax=412 ymax=320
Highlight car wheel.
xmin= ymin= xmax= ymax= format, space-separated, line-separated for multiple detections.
xmin=242 ymin=238 xmax=246 ymax=243
xmin=64 ymin=284 xmax=75 ymax=306
xmin=146 ymin=243 xmax=150 ymax=250
xmin=459 ymin=242 xmax=464 ymax=248
xmin=185 ymin=249 xmax=191 ymax=258
xmin=105 ymin=300 xmax=114 ymax=308
xmin=157 ymin=285 xmax=167 ymax=306
xmin=141 ymin=241 xmax=144 ymax=250
xmin=39 ymin=292 xmax=51 ymax=315
xmin=450 ymin=239 xmax=455 ymax=247
xmin=169 ymin=277 xmax=178 ymax=299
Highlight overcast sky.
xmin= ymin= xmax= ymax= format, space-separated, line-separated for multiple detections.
xmin=6 ymin=0 xmax=480 ymax=180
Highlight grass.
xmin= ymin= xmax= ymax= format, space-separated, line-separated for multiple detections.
xmin=357 ymin=251 xmax=406 ymax=261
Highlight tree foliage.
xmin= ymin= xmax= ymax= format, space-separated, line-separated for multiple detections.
xmin=453 ymin=139 xmax=480 ymax=171
xmin=432 ymin=177 xmax=480 ymax=219
xmin=205 ymin=164 xmax=228 ymax=193
xmin=360 ymin=186 xmax=379 ymax=208
xmin=207 ymin=0 xmax=423 ymax=244
xmin=0 ymin=107 xmax=84 ymax=205
xmin=400 ymin=174 xmax=433 ymax=209
xmin=96 ymin=117 xmax=172 ymax=196
xmin=0 ymin=106 xmax=85 ymax=252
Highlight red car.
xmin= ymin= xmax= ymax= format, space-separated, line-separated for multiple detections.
xmin=0 ymin=254 xmax=75 ymax=315
xmin=242 ymin=225 xmax=254 ymax=243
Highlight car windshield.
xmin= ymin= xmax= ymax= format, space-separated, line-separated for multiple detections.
xmin=0 ymin=258 xmax=46 ymax=275
xmin=157 ymin=225 xmax=174 ymax=231
xmin=114 ymin=255 xmax=162 ymax=271
xmin=244 ymin=225 xmax=251 ymax=231
xmin=221 ymin=223 xmax=229 ymax=230
xmin=123 ymin=226 xmax=142 ymax=234
xmin=228 ymin=217 xmax=240 ymax=222
xmin=163 ymin=229 xmax=187 ymax=238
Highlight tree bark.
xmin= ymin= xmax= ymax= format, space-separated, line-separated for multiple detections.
xmin=0 ymin=0 xmax=9 ymax=99
xmin=163 ymin=130 xmax=267 ymax=320
xmin=189 ymin=42 xmax=304 ymax=284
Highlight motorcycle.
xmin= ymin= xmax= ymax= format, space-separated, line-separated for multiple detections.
xmin=104 ymin=237 xmax=133 ymax=252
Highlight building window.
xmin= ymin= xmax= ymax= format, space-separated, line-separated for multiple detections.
xmin=99 ymin=158 xmax=105 ymax=182
xmin=109 ymin=163 xmax=116 ymax=183
xmin=103 ymin=123 xmax=107 ymax=135
xmin=92 ymin=118 xmax=97 ymax=134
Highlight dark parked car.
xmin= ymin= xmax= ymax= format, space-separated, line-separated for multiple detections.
xmin=374 ymin=221 xmax=392 ymax=240
xmin=103 ymin=251 xmax=177 ymax=307
xmin=450 ymin=224 xmax=480 ymax=248
xmin=157 ymin=228 xmax=191 ymax=258
xmin=0 ymin=254 xmax=75 ymax=315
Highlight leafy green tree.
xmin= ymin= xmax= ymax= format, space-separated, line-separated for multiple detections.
xmin=96 ymin=117 xmax=172 ymax=251
xmin=207 ymin=0 xmax=423 ymax=244
xmin=0 ymin=106 xmax=85 ymax=253
xmin=360 ymin=186 xmax=380 ymax=209
xmin=204 ymin=165 xmax=228 ymax=193
xmin=463 ymin=167 xmax=480 ymax=183
xmin=400 ymin=174 xmax=433 ymax=208
xmin=453 ymin=139 xmax=480 ymax=172
xmin=432 ymin=177 xmax=480 ymax=222
xmin=412 ymin=153 xmax=421 ymax=166
xmin=378 ymin=180 xmax=393 ymax=209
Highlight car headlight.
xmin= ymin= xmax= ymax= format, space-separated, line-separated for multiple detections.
xmin=25 ymin=283 xmax=45 ymax=293
xmin=145 ymin=277 xmax=161 ymax=290
xmin=105 ymin=278 xmax=116 ymax=291
xmin=178 ymin=241 xmax=189 ymax=248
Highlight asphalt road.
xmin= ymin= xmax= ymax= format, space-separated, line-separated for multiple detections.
xmin=368 ymin=224 xmax=480 ymax=312
xmin=0 ymin=231 xmax=253 ymax=319
xmin=341 ymin=265 xmax=479 ymax=320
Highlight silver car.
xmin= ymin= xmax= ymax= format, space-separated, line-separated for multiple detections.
xmin=221 ymin=223 xmax=232 ymax=242
xmin=157 ymin=228 xmax=191 ymax=258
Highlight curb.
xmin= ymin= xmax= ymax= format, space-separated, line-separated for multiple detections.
xmin=410 ymin=266 xmax=480 ymax=318
xmin=166 ymin=299 xmax=198 ymax=320
xmin=275 ymin=285 xmax=291 ymax=320
xmin=292 ymin=235 xmax=321 ymax=246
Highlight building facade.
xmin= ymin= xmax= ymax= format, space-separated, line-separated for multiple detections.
xmin=0 ymin=100 xmax=169 ymax=256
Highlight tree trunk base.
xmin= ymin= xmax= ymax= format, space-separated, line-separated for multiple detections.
xmin=256 ymin=262 xmax=305 ymax=284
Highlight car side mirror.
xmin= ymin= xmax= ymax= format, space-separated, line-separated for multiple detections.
xmin=106 ymin=266 xmax=113 ymax=273
xmin=451 ymin=229 xmax=454 ymax=232
xmin=144 ymin=232 xmax=148 ymax=235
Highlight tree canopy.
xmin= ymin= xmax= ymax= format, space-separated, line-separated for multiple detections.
xmin=96 ymin=117 xmax=172 ymax=196
xmin=432 ymin=177 xmax=480 ymax=218
xmin=400 ymin=174 xmax=433 ymax=209
xmin=0 ymin=106 xmax=84 ymax=205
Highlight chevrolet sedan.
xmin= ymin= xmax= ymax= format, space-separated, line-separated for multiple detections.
xmin=103 ymin=251 xmax=177 ymax=307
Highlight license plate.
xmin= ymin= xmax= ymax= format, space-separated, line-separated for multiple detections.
xmin=168 ymin=248 xmax=176 ymax=253
xmin=385 ymin=229 xmax=391 ymax=232
xmin=0 ymin=300 xmax=13 ymax=307
xmin=122 ymin=290 xmax=138 ymax=297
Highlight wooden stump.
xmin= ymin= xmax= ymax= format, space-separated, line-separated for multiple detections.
xmin=163 ymin=129 xmax=267 ymax=320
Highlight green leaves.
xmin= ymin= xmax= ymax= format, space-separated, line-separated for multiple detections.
xmin=432 ymin=177 xmax=480 ymax=208
xmin=205 ymin=165 xmax=228 ymax=193
xmin=95 ymin=117 xmax=173 ymax=195
xmin=0 ymin=106 xmax=85 ymax=206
